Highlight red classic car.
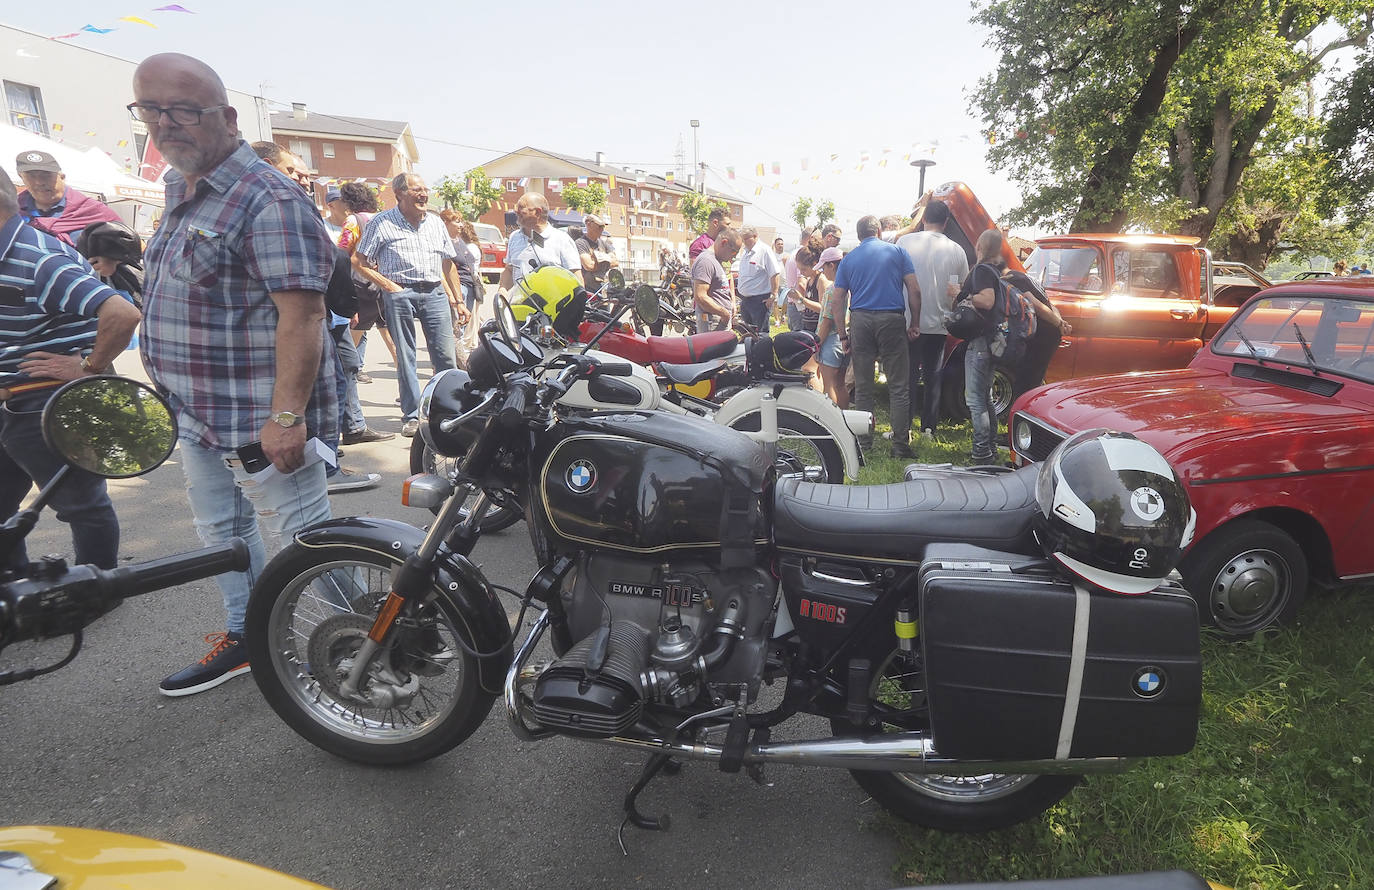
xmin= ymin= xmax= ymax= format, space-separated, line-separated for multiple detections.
xmin=1009 ymin=278 xmax=1374 ymax=635
xmin=915 ymin=183 xmax=1247 ymax=418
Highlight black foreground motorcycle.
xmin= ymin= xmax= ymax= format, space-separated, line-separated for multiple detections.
xmin=0 ymin=377 xmax=247 ymax=684
xmin=245 ymin=298 xmax=1202 ymax=833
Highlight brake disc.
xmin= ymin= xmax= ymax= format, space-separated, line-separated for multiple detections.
xmin=307 ymin=612 xmax=420 ymax=708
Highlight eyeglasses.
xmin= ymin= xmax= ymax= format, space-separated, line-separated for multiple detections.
xmin=127 ymin=103 xmax=228 ymax=125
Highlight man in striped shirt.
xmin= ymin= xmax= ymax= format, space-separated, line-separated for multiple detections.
xmin=0 ymin=167 xmax=141 ymax=572
xmin=356 ymin=173 xmax=470 ymax=437
xmin=133 ymin=52 xmax=338 ymax=696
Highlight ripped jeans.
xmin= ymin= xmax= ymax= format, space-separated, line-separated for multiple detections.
xmin=177 ymin=437 xmax=331 ymax=635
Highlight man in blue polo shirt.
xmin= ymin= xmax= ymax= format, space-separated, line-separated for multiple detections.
xmin=0 ymin=167 xmax=141 ymax=571
xmin=830 ymin=215 xmax=921 ymax=457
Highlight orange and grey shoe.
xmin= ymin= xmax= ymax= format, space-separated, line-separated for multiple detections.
xmin=159 ymin=631 xmax=250 ymax=697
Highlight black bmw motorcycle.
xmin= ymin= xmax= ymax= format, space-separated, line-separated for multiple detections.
xmin=244 ymin=297 xmax=1202 ymax=833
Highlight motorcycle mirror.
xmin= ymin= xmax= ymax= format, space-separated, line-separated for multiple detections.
xmin=606 ymin=268 xmax=626 ymax=290
xmin=492 ymin=292 xmax=521 ymax=348
xmin=41 ymin=376 xmax=177 ymax=479
xmin=633 ymin=284 xmax=661 ymax=326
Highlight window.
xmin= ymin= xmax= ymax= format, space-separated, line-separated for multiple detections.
xmin=354 ymin=144 xmax=376 ymax=162
xmin=507 ymin=181 xmax=519 ymax=192
xmin=630 ymin=188 xmax=637 ymax=201
xmin=1026 ymin=246 xmax=1104 ymax=295
xmin=322 ymin=142 xmax=335 ymax=159
xmin=618 ymin=187 xmax=624 ymax=197
xmin=1111 ymin=249 xmax=1181 ymax=298
xmin=288 ymin=139 xmax=313 ymax=169
xmin=5 ymin=81 xmax=47 ymax=135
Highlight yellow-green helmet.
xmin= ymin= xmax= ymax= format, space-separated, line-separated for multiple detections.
xmin=512 ymin=265 xmax=588 ymax=337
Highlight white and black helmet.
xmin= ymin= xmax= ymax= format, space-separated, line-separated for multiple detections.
xmin=1035 ymin=429 xmax=1196 ymax=595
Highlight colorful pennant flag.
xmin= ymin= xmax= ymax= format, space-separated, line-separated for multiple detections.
xmin=665 ymin=171 xmax=674 ymax=183
xmin=576 ymin=176 xmax=588 ymax=186
xmin=754 ymin=163 xmax=764 ymax=176
xmin=754 ymin=186 xmax=762 ymax=196
xmin=120 ymin=16 xmax=157 ymax=27
xmin=81 ymin=25 xmax=115 ymax=33
xmin=517 ymin=177 xmax=529 ymax=186
xmin=154 ymin=4 xmax=195 ymax=10
xmin=771 ymin=161 xmax=780 ymax=175
xmin=52 ymin=32 xmax=81 ymax=39
xmin=466 ymin=176 xmax=475 ymax=191
xmin=829 ymin=154 xmax=839 ymax=162
xmin=801 ymin=158 xmax=809 ymax=171
xmin=726 ymin=166 xmax=735 ymax=180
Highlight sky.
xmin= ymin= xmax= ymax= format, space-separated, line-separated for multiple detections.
xmin=11 ymin=0 xmax=1019 ymax=238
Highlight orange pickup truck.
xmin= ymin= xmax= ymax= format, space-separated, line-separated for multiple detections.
xmin=915 ymin=182 xmax=1246 ymax=417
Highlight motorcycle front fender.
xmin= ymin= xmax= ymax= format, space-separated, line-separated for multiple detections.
xmin=713 ymin=385 xmax=863 ymax=480
xmin=292 ymin=517 xmax=514 ymax=695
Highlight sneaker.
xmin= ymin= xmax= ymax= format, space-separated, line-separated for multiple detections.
xmin=328 ymin=467 xmax=382 ymax=493
xmin=159 ymin=632 xmax=249 ymax=697
xmin=892 ymin=443 xmax=915 ymax=459
xmin=401 ymin=419 xmax=420 ymax=437
xmin=342 ymin=426 xmax=396 ymax=445
xmin=355 ymin=371 xmax=373 ymax=384
xmin=971 ymin=452 xmax=997 ymax=465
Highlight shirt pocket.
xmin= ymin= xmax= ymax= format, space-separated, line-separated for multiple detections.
xmin=172 ymin=229 xmax=224 ymax=290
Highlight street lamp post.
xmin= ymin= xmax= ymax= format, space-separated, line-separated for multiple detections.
xmin=690 ymin=119 xmax=701 ymax=194
xmin=910 ymin=158 xmax=936 ymax=196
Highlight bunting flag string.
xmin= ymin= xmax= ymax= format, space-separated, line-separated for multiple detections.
xmin=51 ymin=5 xmax=197 ymax=40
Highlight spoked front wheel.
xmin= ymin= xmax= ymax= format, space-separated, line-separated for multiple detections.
xmin=245 ymin=544 xmax=496 ymax=765
xmin=831 ymin=648 xmax=1078 ymax=832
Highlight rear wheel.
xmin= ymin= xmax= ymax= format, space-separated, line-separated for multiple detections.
xmin=726 ymin=407 xmax=845 ymax=484
xmin=831 ymin=648 xmax=1078 ymax=832
xmin=941 ymin=361 xmax=1014 ymax=422
xmin=408 ymin=435 xmax=523 ymax=532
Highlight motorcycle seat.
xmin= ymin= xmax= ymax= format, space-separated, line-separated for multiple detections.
xmin=658 ymin=358 xmax=726 ymax=386
xmin=772 ymin=464 xmax=1040 ymax=563
xmin=646 ymin=331 xmax=738 ymax=364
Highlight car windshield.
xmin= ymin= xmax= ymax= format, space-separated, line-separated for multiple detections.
xmin=1025 ymin=246 xmax=1104 ymax=294
xmin=474 ymin=223 xmax=503 ymax=243
xmin=1213 ymin=294 xmax=1374 ymax=383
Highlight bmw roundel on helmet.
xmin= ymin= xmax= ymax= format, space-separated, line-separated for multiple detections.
xmin=1034 ymin=429 xmax=1196 ymax=595
xmin=513 ymin=265 xmax=588 ymax=338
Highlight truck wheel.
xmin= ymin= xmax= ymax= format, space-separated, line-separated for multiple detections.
xmin=1178 ymin=519 xmax=1307 ymax=637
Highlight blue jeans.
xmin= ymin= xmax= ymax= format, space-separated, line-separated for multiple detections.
xmin=177 ymin=437 xmax=331 ymax=634
xmin=385 ymin=288 xmax=457 ymax=421
xmin=0 ymin=390 xmax=119 ymax=571
xmin=332 ymin=323 xmax=364 ymax=435
xmin=965 ymin=338 xmax=996 ymax=460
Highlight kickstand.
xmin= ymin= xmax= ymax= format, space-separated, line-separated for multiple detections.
xmin=617 ymin=751 xmax=680 ymax=853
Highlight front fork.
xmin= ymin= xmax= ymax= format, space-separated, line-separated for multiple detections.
xmin=338 ymin=487 xmax=492 ymax=700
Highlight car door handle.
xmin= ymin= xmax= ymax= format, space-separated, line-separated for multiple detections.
xmin=1170 ymin=308 xmax=1194 ymax=319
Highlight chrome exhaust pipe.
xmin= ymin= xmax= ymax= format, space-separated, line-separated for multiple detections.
xmin=600 ymin=730 xmax=1133 ymax=776
xmin=504 ymin=610 xmax=556 ymax=741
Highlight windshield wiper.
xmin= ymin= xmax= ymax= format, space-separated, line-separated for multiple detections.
xmin=1232 ymin=327 xmax=1266 ymax=363
xmin=1291 ymin=324 xmax=1321 ymax=375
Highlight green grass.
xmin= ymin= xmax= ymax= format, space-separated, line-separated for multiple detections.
xmin=856 ymin=390 xmax=1374 ymax=888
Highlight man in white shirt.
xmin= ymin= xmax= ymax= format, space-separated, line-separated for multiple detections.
xmin=498 ymin=192 xmax=580 ymax=295
xmin=735 ymin=225 xmax=781 ymax=333
xmin=896 ymin=199 xmax=969 ymax=437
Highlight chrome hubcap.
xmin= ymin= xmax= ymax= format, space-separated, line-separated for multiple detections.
xmin=1211 ymin=548 xmax=1289 ymax=632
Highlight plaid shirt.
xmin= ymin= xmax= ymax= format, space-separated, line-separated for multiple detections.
xmin=141 ymin=141 xmax=337 ymax=450
xmin=0 ymin=215 xmax=118 ymax=386
xmin=356 ymin=207 xmax=454 ymax=286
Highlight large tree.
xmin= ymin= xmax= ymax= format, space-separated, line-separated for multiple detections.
xmin=974 ymin=0 xmax=1373 ymax=254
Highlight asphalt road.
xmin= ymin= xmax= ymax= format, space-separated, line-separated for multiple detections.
xmin=0 ymin=334 xmax=903 ymax=889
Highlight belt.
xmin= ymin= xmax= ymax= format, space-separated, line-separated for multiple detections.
xmin=740 ymin=293 xmax=772 ymax=300
xmin=0 ymin=378 xmax=64 ymax=401
xmin=852 ymin=307 xmax=906 ymax=314
xmin=400 ymin=281 xmax=442 ymax=294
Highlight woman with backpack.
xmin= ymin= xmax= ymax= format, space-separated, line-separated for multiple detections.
xmin=963 ymin=229 xmax=1008 ymax=464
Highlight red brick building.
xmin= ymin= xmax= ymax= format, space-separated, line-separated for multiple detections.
xmin=269 ymin=104 xmax=417 ymax=207
xmin=477 ymin=147 xmax=747 ymax=273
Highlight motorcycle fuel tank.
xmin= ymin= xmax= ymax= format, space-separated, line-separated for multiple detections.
xmin=532 ymin=411 xmax=771 ymax=555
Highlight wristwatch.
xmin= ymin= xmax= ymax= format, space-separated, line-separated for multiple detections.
xmin=270 ymin=410 xmax=304 ymax=429
xmin=80 ymin=355 xmax=107 ymax=374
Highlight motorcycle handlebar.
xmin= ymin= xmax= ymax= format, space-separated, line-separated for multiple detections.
xmin=1 ymin=539 xmax=250 ymax=648
xmin=498 ymin=379 xmax=534 ymax=427
xmin=598 ymin=362 xmax=633 ymax=376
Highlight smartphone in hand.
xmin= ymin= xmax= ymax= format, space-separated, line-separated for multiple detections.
xmin=235 ymin=441 xmax=271 ymax=474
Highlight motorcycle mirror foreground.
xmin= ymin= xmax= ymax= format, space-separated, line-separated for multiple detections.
xmin=41 ymin=376 xmax=177 ymax=479
xmin=493 ymin=293 xmax=521 ymax=347
xmin=606 ymin=268 xmax=626 ymax=290
xmin=633 ymin=284 xmax=661 ymax=326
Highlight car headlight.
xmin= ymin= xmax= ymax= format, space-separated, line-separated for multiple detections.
xmin=1014 ymin=418 xmax=1034 ymax=452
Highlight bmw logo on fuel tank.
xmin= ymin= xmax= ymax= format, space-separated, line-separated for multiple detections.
xmin=1133 ymin=666 xmax=1166 ymax=698
xmin=566 ymin=459 xmax=597 ymax=493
